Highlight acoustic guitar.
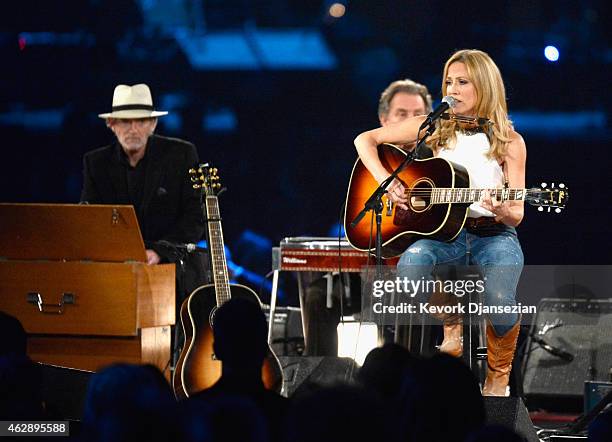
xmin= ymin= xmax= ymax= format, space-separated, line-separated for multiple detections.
xmin=173 ymin=165 xmax=283 ymax=399
xmin=344 ymin=143 xmax=568 ymax=258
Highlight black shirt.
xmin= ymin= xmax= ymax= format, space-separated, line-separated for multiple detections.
xmin=116 ymin=145 xmax=148 ymax=217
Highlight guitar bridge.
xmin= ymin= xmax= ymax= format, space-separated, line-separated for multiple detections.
xmin=386 ymin=198 xmax=393 ymax=216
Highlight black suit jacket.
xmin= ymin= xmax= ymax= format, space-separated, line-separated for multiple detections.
xmin=81 ymin=134 xmax=205 ymax=260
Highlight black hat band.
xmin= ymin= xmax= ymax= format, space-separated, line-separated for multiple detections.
xmin=112 ymin=104 xmax=154 ymax=111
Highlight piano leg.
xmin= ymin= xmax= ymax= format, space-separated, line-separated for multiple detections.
xmin=268 ymin=269 xmax=280 ymax=345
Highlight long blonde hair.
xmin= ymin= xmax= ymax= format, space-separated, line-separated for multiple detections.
xmin=428 ymin=49 xmax=513 ymax=161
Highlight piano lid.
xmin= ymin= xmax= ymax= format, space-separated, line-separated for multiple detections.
xmin=0 ymin=203 xmax=147 ymax=262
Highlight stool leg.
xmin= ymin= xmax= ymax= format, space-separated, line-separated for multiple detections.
xmin=462 ymin=289 xmax=482 ymax=379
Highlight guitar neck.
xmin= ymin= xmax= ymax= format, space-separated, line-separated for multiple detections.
xmin=430 ymin=188 xmax=527 ymax=204
xmin=205 ymin=195 xmax=231 ymax=306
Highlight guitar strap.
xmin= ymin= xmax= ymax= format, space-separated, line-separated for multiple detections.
xmin=501 ymin=161 xmax=510 ymax=189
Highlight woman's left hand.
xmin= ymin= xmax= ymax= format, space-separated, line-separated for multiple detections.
xmin=480 ymin=190 xmax=509 ymax=221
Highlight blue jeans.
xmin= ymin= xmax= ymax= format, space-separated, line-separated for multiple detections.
xmin=397 ymin=225 xmax=524 ymax=336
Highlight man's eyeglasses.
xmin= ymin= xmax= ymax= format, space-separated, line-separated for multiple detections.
xmin=112 ymin=118 xmax=155 ymax=128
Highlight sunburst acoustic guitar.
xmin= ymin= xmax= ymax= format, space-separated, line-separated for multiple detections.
xmin=344 ymin=143 xmax=568 ymax=258
xmin=173 ymin=165 xmax=283 ymax=399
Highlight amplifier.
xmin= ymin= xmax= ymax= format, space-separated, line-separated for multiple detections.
xmin=523 ymin=298 xmax=612 ymax=411
xmin=584 ymin=380 xmax=612 ymax=414
xmin=263 ymin=305 xmax=304 ymax=356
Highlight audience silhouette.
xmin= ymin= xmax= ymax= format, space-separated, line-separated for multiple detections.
xmin=0 ymin=311 xmax=45 ymax=421
xmin=188 ymin=297 xmax=288 ymax=442
xmin=0 ymin=308 xmax=536 ymax=441
xmin=358 ymin=342 xmax=418 ymax=402
xmin=284 ymin=383 xmax=387 ymax=442
xmin=82 ymin=363 xmax=177 ymax=441
xmin=398 ymin=353 xmax=486 ymax=442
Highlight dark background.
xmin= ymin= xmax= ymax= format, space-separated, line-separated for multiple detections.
xmin=1 ymin=1 xmax=610 ymax=300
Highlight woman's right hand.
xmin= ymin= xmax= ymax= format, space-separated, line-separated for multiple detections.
xmin=383 ymin=177 xmax=408 ymax=210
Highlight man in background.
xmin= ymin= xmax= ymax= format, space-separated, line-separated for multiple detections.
xmin=80 ymin=83 xmax=204 ymax=265
xmin=377 ymin=78 xmax=432 ymax=152
xmin=299 ymin=78 xmax=433 ymax=356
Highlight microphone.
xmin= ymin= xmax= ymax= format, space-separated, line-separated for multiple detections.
xmin=531 ymin=335 xmax=574 ymax=362
xmin=419 ymin=96 xmax=456 ymax=130
xmin=156 ymin=240 xmax=199 ymax=253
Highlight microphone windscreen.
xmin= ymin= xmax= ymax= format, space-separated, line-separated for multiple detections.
xmin=442 ymin=96 xmax=456 ymax=108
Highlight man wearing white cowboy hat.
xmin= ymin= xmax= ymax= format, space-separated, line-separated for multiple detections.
xmin=81 ymin=84 xmax=204 ymax=266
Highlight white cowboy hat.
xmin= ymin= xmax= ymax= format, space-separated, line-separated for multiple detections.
xmin=98 ymin=84 xmax=168 ymax=119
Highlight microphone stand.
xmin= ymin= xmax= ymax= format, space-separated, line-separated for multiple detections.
xmin=529 ymin=331 xmax=575 ymax=362
xmin=350 ymin=121 xmax=437 ymax=278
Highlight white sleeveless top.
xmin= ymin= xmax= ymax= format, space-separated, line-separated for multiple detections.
xmin=436 ymin=132 xmax=504 ymax=218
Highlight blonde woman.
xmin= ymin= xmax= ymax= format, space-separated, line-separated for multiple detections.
xmin=354 ymin=49 xmax=526 ymax=396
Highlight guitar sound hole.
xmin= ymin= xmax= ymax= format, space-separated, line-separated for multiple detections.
xmin=409 ymin=181 xmax=433 ymax=213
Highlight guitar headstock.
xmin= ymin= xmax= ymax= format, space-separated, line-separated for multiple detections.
xmin=525 ymin=182 xmax=569 ymax=213
xmin=189 ymin=163 xmax=223 ymax=196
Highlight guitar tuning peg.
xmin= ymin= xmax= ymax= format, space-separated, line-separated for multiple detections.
xmin=555 ymin=208 xmax=561 ymax=213
xmin=541 ymin=182 xmax=547 ymax=188
xmin=559 ymin=183 xmax=565 ymax=188
xmin=538 ymin=206 xmax=544 ymax=212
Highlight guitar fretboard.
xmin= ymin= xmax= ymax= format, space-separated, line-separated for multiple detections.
xmin=428 ymin=188 xmax=527 ymax=204
xmin=205 ymin=196 xmax=231 ymax=306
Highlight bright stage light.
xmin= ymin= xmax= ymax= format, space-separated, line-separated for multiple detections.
xmin=329 ymin=3 xmax=346 ymax=18
xmin=544 ymin=45 xmax=560 ymax=62
xmin=337 ymin=319 xmax=378 ymax=365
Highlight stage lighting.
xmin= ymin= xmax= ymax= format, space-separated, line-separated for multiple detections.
xmin=544 ymin=45 xmax=560 ymax=62
xmin=329 ymin=3 xmax=346 ymax=18
xmin=337 ymin=318 xmax=378 ymax=365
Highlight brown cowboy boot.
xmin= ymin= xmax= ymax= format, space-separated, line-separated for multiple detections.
xmin=482 ymin=319 xmax=521 ymax=396
xmin=428 ymin=289 xmax=463 ymax=357
xmin=439 ymin=319 xmax=463 ymax=357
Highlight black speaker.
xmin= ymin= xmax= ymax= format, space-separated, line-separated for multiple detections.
xmin=278 ymin=356 xmax=358 ymax=397
xmin=40 ymin=363 xmax=93 ymax=421
xmin=523 ymin=298 xmax=612 ymax=411
xmin=484 ymin=397 xmax=538 ymax=442
xmin=263 ymin=305 xmax=304 ymax=356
